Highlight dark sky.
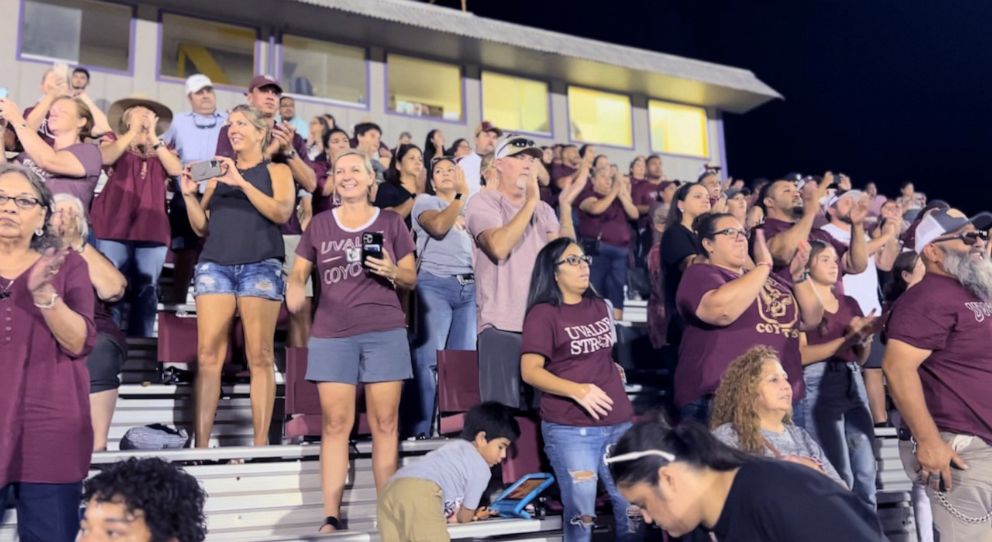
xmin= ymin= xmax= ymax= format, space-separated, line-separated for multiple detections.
xmin=440 ymin=0 xmax=990 ymax=212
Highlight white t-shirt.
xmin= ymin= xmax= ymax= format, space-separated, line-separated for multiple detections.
xmin=458 ymin=153 xmax=483 ymax=195
xmin=821 ymin=223 xmax=882 ymax=315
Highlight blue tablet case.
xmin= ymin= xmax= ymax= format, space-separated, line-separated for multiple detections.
xmin=488 ymin=472 xmax=555 ymax=519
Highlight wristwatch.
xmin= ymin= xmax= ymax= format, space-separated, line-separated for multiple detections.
xmin=284 ymin=148 xmax=298 ymax=159
xmin=792 ymin=270 xmax=810 ymax=284
xmin=151 ymin=141 xmax=164 ymax=151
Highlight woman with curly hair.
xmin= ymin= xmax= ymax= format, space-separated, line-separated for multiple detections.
xmin=710 ymin=345 xmax=845 ymax=487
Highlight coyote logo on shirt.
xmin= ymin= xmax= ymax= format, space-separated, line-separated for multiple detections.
xmin=755 ymin=278 xmax=799 ymax=338
xmin=319 ymin=236 xmax=364 ymax=284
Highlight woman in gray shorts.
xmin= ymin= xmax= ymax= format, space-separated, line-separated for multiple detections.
xmin=287 ymin=150 xmax=417 ymax=534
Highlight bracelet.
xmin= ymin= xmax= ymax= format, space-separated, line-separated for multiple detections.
xmin=33 ymin=291 xmax=59 ymax=309
xmin=756 ymin=261 xmax=773 ymax=268
xmin=151 ymin=141 xmax=164 ymax=151
xmin=792 ymin=271 xmax=810 ymax=284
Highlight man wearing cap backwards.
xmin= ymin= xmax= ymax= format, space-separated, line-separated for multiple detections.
xmin=755 ymin=172 xmax=869 ymax=278
xmin=216 ymin=75 xmax=318 ymax=346
xmin=884 ymin=208 xmax=992 ymax=541
xmin=465 ymin=135 xmax=587 ymax=409
xmin=458 ymin=121 xmax=501 ymax=194
xmin=160 ymin=74 xmax=228 ymax=303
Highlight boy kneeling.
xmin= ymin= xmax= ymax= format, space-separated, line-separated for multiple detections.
xmin=377 ymin=401 xmax=520 ymax=542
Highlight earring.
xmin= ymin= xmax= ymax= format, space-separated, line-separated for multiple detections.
xmin=34 ymin=228 xmax=44 ymax=237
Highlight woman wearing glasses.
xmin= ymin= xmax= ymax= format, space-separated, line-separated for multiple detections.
xmin=0 ymin=164 xmax=97 ymax=541
xmin=675 ymin=213 xmax=819 ymax=424
xmin=605 ymin=422 xmax=885 ymax=541
xmin=799 ymin=240 xmax=879 ymax=509
xmin=521 ymin=238 xmax=645 ymax=542
xmin=404 ymin=156 xmax=473 ymax=438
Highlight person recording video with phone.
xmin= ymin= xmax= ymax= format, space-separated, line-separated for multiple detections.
xmin=286 ymin=149 xmax=416 ymax=534
xmin=179 ymin=104 xmax=295 ymax=450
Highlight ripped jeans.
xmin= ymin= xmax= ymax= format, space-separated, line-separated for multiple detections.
xmin=542 ymin=421 xmax=645 ymax=542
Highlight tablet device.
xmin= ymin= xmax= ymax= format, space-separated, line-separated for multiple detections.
xmin=488 ymin=473 xmax=555 ymax=519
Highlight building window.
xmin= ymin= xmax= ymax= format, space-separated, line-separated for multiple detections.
xmin=481 ymin=72 xmax=550 ymax=135
xmin=567 ymin=86 xmax=632 ymax=147
xmin=159 ymin=13 xmax=256 ymax=88
xmin=19 ymin=0 xmax=132 ymax=72
xmin=280 ymin=35 xmax=366 ymax=105
xmin=387 ymin=54 xmax=462 ymax=121
xmin=649 ymin=100 xmax=709 ymax=157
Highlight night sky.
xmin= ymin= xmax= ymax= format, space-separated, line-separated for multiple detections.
xmin=443 ymin=0 xmax=989 ymax=213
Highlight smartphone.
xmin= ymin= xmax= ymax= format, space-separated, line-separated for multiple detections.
xmin=0 ymin=87 xmax=8 ymax=100
xmin=361 ymin=232 xmax=384 ymax=268
xmin=188 ymin=160 xmax=223 ymax=183
xmin=52 ymin=62 xmax=70 ymax=83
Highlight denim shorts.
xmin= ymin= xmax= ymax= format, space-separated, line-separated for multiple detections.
xmin=194 ymin=258 xmax=285 ymax=301
xmin=306 ymin=328 xmax=412 ymax=385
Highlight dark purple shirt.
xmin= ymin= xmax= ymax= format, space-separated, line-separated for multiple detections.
xmin=0 ymin=252 xmax=96 ymax=486
xmin=885 ymin=274 xmax=992 ymax=444
xmin=757 ymin=218 xmax=848 ymax=281
xmin=90 ymin=137 xmax=172 ymax=245
xmin=16 ymin=142 xmax=102 ymax=210
xmin=804 ymin=294 xmax=864 ymax=364
xmin=577 ymin=185 xmax=632 ymax=247
xmin=296 ymin=208 xmax=415 ymax=338
xmin=215 ymin=124 xmax=313 ymax=235
xmin=631 ymin=178 xmax=660 ymax=228
xmin=675 ymin=264 xmax=803 ymax=407
xmin=522 ymin=298 xmax=634 ymax=426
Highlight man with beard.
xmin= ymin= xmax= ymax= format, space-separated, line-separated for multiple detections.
xmin=884 ymin=208 xmax=992 ymax=542
xmin=755 ymin=173 xmax=869 ymax=278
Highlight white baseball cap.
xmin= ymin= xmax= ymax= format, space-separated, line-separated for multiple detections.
xmin=494 ymin=134 xmax=542 ymax=160
xmin=914 ymin=208 xmax=992 ymax=253
xmin=185 ymin=74 xmax=213 ymax=95
xmin=820 ymin=189 xmax=864 ymax=209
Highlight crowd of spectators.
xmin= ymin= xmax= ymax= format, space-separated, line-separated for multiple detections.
xmin=1 ymin=66 xmax=990 ymax=542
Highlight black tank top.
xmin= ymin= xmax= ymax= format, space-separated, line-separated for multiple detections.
xmin=200 ymin=161 xmax=285 ymax=265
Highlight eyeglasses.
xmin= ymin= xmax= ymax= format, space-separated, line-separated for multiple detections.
xmin=0 ymin=194 xmax=42 ymax=210
xmin=934 ymin=230 xmax=988 ymax=246
xmin=603 ymin=448 xmax=676 ymax=466
xmin=193 ymin=115 xmax=219 ymax=129
xmin=556 ymin=255 xmax=592 ymax=267
xmin=430 ymin=155 xmax=457 ymax=168
xmin=713 ymin=228 xmax=750 ymax=240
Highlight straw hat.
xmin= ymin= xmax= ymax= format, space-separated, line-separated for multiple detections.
xmin=108 ymin=94 xmax=173 ymax=136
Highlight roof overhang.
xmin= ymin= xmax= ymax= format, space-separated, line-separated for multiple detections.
xmin=288 ymin=0 xmax=782 ymax=113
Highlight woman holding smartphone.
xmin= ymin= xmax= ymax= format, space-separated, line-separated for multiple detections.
xmin=287 ymin=149 xmax=416 ymax=533
xmin=179 ymin=104 xmax=294 ymax=449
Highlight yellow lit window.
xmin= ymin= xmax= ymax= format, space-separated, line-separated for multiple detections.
xmin=482 ymin=72 xmax=550 ymax=134
xmin=387 ymin=54 xmax=462 ymax=121
xmin=567 ymin=86 xmax=632 ymax=147
xmin=649 ymin=100 xmax=709 ymax=157
xmin=160 ymin=14 xmax=256 ymax=88
xmin=281 ymin=35 xmax=366 ymax=104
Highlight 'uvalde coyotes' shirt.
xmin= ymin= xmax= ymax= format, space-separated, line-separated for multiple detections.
xmin=522 ymin=297 xmax=634 ymax=426
xmin=296 ymin=208 xmax=415 ymax=338
xmin=675 ymin=263 xmax=803 ymax=407
xmin=711 ymin=460 xmax=884 ymax=541
xmin=885 ymin=273 xmax=992 ymax=444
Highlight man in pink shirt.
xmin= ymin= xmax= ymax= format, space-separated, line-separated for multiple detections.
xmin=465 ymin=135 xmax=583 ymax=408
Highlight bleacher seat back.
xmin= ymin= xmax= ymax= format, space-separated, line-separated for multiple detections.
xmin=437 ymin=350 xmax=481 ymax=413
xmin=502 ymin=414 xmax=545 ymax=484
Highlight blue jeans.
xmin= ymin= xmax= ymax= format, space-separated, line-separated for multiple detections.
xmin=802 ymin=361 xmax=877 ymax=509
xmin=0 ymin=482 xmax=81 ymax=542
xmin=680 ymin=395 xmax=713 ymax=425
xmin=95 ymin=240 xmax=167 ymax=337
xmin=542 ymin=421 xmax=645 ymax=542
xmin=588 ymin=242 xmax=628 ymax=309
xmin=405 ymin=271 xmax=477 ymax=437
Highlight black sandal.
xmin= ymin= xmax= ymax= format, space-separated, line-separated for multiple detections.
xmin=319 ymin=516 xmax=341 ymax=532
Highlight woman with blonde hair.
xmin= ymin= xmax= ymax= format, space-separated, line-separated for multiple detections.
xmin=710 ymin=345 xmax=845 ymax=487
xmin=180 ymin=104 xmax=295 ymax=448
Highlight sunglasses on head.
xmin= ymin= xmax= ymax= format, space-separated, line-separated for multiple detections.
xmin=603 ymin=448 xmax=676 ymax=466
xmin=934 ymin=230 xmax=988 ymax=245
xmin=430 ymin=155 xmax=457 ymax=168
xmin=506 ymin=137 xmax=536 ymax=149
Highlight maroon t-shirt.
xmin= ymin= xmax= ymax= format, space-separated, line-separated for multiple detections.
xmin=521 ymin=297 xmax=634 ymax=426
xmin=632 ymin=178 xmax=663 ymax=229
xmin=296 ymin=208 xmax=415 ymax=338
xmin=804 ymin=294 xmax=864 ymax=364
xmin=675 ymin=264 xmax=803 ymax=407
xmin=551 ymin=163 xmax=576 ymax=184
xmin=16 ymin=142 xmax=102 ymax=210
xmin=885 ymin=274 xmax=992 ymax=444
xmin=757 ymin=218 xmax=848 ymax=280
xmin=216 ymin=124 xmax=314 ymax=235
xmin=577 ymin=185 xmax=632 ymax=247
xmin=0 ymin=252 xmax=96 ymax=486
xmin=90 ymin=137 xmax=172 ymax=245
